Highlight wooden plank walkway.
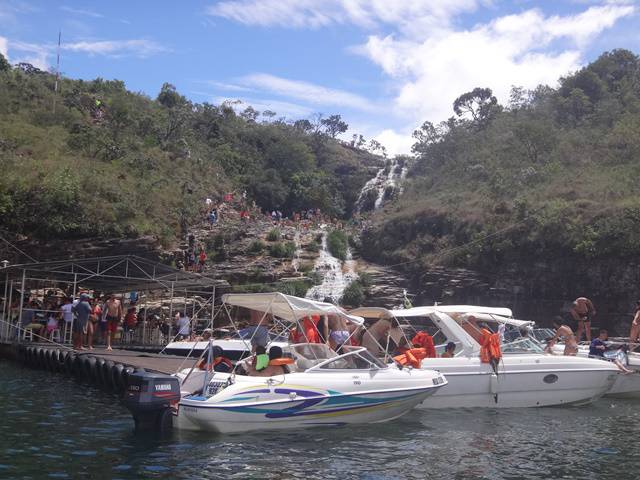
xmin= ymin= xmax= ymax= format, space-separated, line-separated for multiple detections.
xmin=1 ymin=342 xmax=197 ymax=374
xmin=74 ymin=347 xmax=197 ymax=374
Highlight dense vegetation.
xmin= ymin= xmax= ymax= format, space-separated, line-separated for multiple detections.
xmin=0 ymin=55 xmax=382 ymax=244
xmin=363 ymin=49 xmax=640 ymax=277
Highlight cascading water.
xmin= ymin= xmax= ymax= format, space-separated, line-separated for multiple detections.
xmin=354 ymin=156 xmax=409 ymax=213
xmin=305 ymin=232 xmax=358 ymax=303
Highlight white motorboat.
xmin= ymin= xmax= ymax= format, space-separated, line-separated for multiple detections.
xmin=350 ymin=306 xmax=619 ymax=409
xmin=465 ymin=311 xmax=640 ymax=399
xmin=124 ymin=293 xmax=446 ymax=433
xmin=164 ymin=336 xmax=289 ymax=360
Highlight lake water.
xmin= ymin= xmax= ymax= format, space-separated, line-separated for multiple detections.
xmin=1 ymin=360 xmax=639 ymax=479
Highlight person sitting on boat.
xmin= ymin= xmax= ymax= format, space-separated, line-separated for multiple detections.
xmin=194 ymin=328 xmax=213 ymax=341
xmin=570 ymin=297 xmax=596 ymax=342
xmin=629 ymin=300 xmax=640 ymax=345
xmin=197 ymin=345 xmax=233 ymax=373
xmin=441 ymin=341 xmax=456 ymax=358
xmin=589 ymin=329 xmax=632 ymax=374
xmin=249 ymin=346 xmax=291 ymax=377
xmin=546 ymin=318 xmax=578 ymax=356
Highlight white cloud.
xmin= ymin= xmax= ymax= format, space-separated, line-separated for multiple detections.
xmin=239 ymin=73 xmax=376 ymax=112
xmin=207 ymin=0 xmax=481 ymax=34
xmin=373 ymin=129 xmax=415 ymax=157
xmin=361 ymin=4 xmax=635 ymax=124
xmin=60 ymin=6 xmax=103 ymax=18
xmin=9 ymin=40 xmax=50 ymax=70
xmin=0 ymin=36 xmax=7 ymax=58
xmin=211 ymin=96 xmax=314 ymax=118
xmin=208 ymin=1 xmax=635 ymax=154
xmin=63 ymin=39 xmax=167 ymax=57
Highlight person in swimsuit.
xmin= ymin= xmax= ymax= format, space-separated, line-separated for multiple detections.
xmin=104 ymin=294 xmax=122 ymax=351
xmin=590 ymin=329 xmax=632 ymax=373
xmin=546 ymin=318 xmax=578 ymax=356
xmin=325 ymin=314 xmax=350 ymax=352
xmin=571 ymin=297 xmax=596 ymax=342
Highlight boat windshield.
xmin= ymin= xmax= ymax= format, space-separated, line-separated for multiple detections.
xmin=312 ymin=346 xmax=388 ymax=371
xmin=530 ymin=328 xmax=555 ymax=343
xmin=501 ymin=337 xmax=546 ymax=354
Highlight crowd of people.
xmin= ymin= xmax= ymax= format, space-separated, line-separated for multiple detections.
xmin=542 ymin=296 xmax=637 ymax=372
xmin=9 ymin=290 xmax=193 ymax=351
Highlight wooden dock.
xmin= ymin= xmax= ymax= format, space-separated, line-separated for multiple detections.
xmin=0 ymin=342 xmax=199 ymax=393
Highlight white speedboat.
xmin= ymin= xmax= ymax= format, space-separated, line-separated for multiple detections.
xmin=164 ymin=336 xmax=289 ymax=360
xmin=124 ymin=293 xmax=446 ymax=433
xmin=175 ymin=343 xmax=445 ymax=433
xmin=467 ymin=311 xmax=640 ymax=399
xmin=350 ymin=306 xmax=619 ymax=409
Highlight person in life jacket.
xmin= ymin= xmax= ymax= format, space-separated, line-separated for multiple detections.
xmin=479 ymin=327 xmax=502 ymax=371
xmin=291 ymin=315 xmax=321 ymax=344
xmin=411 ymin=331 xmax=437 ymax=358
xmin=250 ymin=346 xmax=293 ymax=377
xmin=197 ymin=345 xmax=233 ymax=373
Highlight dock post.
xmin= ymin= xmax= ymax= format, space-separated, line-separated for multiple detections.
xmin=17 ymin=269 xmax=25 ymax=344
xmin=7 ymin=280 xmax=13 ymax=340
xmin=2 ymin=271 xmax=8 ymax=340
xmin=168 ymin=281 xmax=174 ymax=340
xmin=210 ymin=285 xmax=215 ymax=329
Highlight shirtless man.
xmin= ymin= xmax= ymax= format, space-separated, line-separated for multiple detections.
xmin=104 ymin=294 xmax=122 ymax=351
xmin=629 ymin=301 xmax=640 ymax=345
xmin=571 ymin=297 xmax=596 ymax=342
xmin=323 ymin=314 xmax=350 ymax=352
xmin=546 ymin=318 xmax=578 ymax=356
xmin=361 ymin=314 xmax=393 ymax=355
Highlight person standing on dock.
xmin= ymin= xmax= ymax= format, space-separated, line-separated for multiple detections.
xmin=72 ymin=293 xmax=91 ymax=350
xmin=104 ymin=294 xmax=122 ymax=351
xmin=570 ymin=297 xmax=596 ymax=342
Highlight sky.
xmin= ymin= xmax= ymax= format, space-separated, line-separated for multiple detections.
xmin=0 ymin=0 xmax=639 ymax=155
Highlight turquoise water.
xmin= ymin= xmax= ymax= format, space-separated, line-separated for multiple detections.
xmin=1 ymin=361 xmax=639 ymax=479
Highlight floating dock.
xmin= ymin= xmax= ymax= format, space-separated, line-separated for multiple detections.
xmin=0 ymin=342 xmax=197 ymax=394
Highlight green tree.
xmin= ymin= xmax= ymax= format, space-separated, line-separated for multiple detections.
xmin=453 ymin=87 xmax=500 ymax=126
xmin=0 ymin=54 xmax=10 ymax=72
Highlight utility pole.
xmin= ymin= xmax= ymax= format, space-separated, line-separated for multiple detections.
xmin=53 ymin=30 xmax=61 ymax=114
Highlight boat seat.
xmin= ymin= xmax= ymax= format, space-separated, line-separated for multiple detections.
xmin=296 ymin=358 xmax=323 ymax=370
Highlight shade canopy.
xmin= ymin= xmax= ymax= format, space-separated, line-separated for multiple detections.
xmin=391 ymin=305 xmax=513 ymax=318
xmin=221 ymin=292 xmax=364 ymax=325
xmin=0 ymin=255 xmax=228 ymax=293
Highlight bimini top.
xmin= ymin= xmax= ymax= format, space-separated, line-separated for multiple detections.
xmin=457 ymin=312 xmax=534 ymax=328
xmin=221 ymin=292 xmax=364 ymax=325
xmin=391 ymin=305 xmax=513 ymax=318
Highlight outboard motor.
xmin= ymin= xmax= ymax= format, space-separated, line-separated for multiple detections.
xmin=123 ymin=370 xmax=180 ymax=432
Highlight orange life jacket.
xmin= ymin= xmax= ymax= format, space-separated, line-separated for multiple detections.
xmin=269 ymin=357 xmax=295 ymax=366
xmin=393 ymin=347 xmax=428 ymax=368
xmin=411 ymin=331 xmax=437 ymax=358
xmin=479 ymin=328 xmax=502 ymax=364
xmin=198 ymin=356 xmax=233 ymax=371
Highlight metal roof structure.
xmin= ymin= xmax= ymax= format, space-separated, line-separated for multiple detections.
xmin=0 ymin=255 xmax=229 ymax=293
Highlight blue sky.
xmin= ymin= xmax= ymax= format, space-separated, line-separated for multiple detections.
xmin=1 ymin=0 xmax=638 ymax=154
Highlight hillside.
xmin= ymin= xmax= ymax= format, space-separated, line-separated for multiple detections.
xmin=361 ymin=49 xmax=640 ymax=321
xmin=0 ymin=55 xmax=382 ymax=246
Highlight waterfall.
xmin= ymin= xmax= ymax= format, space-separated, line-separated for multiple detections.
xmin=355 ymin=156 xmax=409 ymax=213
xmin=305 ymin=232 xmax=358 ymax=303
xmin=291 ymin=230 xmax=302 ymax=273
